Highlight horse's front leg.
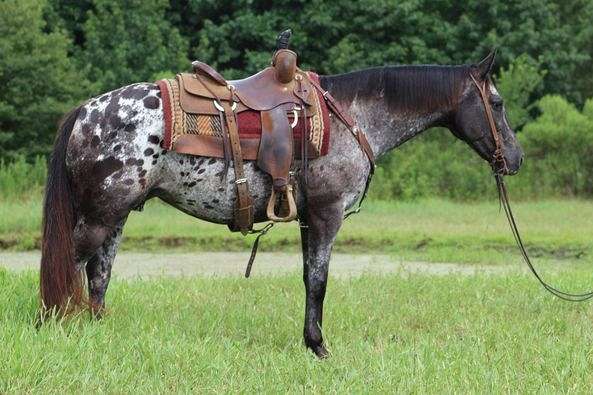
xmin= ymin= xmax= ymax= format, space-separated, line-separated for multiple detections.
xmin=301 ymin=201 xmax=343 ymax=358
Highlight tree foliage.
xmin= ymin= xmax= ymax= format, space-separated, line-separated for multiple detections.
xmin=81 ymin=0 xmax=189 ymax=91
xmin=0 ymin=0 xmax=89 ymax=159
xmin=496 ymin=54 xmax=546 ymax=129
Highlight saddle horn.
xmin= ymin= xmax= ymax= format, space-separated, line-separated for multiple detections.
xmin=276 ymin=29 xmax=292 ymax=50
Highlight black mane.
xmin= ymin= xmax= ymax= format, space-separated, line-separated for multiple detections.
xmin=320 ymin=65 xmax=470 ymax=113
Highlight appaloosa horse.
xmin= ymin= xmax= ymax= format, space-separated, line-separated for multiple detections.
xmin=40 ymin=51 xmax=522 ymax=357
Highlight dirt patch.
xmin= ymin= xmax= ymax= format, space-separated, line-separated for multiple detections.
xmin=0 ymin=251 xmax=520 ymax=279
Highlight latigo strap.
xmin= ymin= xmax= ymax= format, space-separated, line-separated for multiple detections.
xmin=221 ymin=95 xmax=254 ymax=234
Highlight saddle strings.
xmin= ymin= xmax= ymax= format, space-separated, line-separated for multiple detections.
xmin=496 ymin=174 xmax=593 ymax=302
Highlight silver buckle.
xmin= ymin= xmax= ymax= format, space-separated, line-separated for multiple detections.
xmin=235 ymin=178 xmax=247 ymax=184
xmin=213 ymin=100 xmax=237 ymax=112
xmin=290 ymin=109 xmax=299 ymax=128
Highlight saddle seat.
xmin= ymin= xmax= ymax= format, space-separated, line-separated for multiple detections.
xmin=180 ymin=65 xmax=315 ymax=116
xmin=179 ymin=49 xmax=314 ymax=232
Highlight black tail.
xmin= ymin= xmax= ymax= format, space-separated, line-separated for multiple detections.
xmin=39 ymin=106 xmax=85 ymax=315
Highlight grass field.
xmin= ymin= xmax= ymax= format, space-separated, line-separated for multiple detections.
xmin=2 ymin=197 xmax=593 ymax=265
xmin=3 ymin=197 xmax=593 ymax=392
xmin=2 ymin=268 xmax=593 ymax=392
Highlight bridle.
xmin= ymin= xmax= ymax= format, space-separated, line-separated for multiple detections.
xmin=470 ymin=72 xmax=593 ymax=302
xmin=469 ymin=73 xmax=509 ymax=175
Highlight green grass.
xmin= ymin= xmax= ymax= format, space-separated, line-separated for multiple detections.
xmin=3 ymin=197 xmax=593 ymax=265
xmin=2 ymin=268 xmax=593 ymax=392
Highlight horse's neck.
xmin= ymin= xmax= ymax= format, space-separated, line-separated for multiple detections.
xmin=321 ymin=66 xmax=461 ymax=158
xmin=346 ymin=98 xmax=446 ymax=158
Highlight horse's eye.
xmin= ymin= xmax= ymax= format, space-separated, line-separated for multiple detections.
xmin=491 ymin=100 xmax=503 ymax=110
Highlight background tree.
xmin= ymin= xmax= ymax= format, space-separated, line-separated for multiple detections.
xmin=80 ymin=0 xmax=189 ymax=91
xmin=0 ymin=0 xmax=89 ymax=159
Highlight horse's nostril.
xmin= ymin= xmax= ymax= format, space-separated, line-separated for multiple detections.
xmin=520 ymin=155 xmax=524 ymax=166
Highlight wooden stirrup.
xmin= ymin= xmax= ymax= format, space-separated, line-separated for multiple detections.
xmin=266 ymin=185 xmax=297 ymax=222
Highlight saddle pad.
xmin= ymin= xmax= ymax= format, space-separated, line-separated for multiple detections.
xmin=156 ymin=72 xmax=330 ymax=160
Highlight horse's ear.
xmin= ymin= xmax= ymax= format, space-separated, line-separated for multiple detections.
xmin=475 ymin=49 xmax=497 ymax=80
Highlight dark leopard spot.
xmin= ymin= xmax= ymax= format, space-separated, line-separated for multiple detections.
xmin=89 ymin=110 xmax=100 ymax=123
xmin=212 ymin=199 xmax=219 ymax=204
xmin=188 ymin=181 xmax=196 ymax=187
xmin=144 ymin=148 xmax=154 ymax=156
xmin=99 ymin=94 xmax=109 ymax=102
xmin=139 ymin=178 xmax=146 ymax=188
xmin=91 ymin=157 xmax=123 ymax=183
xmin=218 ymin=187 xmax=224 ymax=192
xmin=180 ymin=172 xmax=185 ymax=177
xmin=90 ymin=135 xmax=100 ymax=148
xmin=113 ymin=144 xmax=121 ymax=152
xmin=105 ymin=97 xmax=121 ymax=118
xmin=123 ymin=179 xmax=134 ymax=185
xmin=139 ymin=170 xmax=147 ymax=177
xmin=204 ymin=203 xmax=214 ymax=210
xmin=198 ymin=159 xmax=205 ymax=166
xmin=179 ymin=159 xmax=184 ymax=165
xmin=208 ymin=158 xmax=216 ymax=165
xmin=81 ymin=124 xmax=92 ymax=135
xmin=108 ymin=131 xmax=117 ymax=140
xmin=124 ymin=124 xmax=136 ymax=133
xmin=120 ymin=88 xmax=135 ymax=99
xmin=148 ymin=135 xmax=160 ymax=144
xmin=182 ymin=182 xmax=188 ymax=187
xmin=79 ymin=107 xmax=87 ymax=119
xmin=126 ymin=158 xmax=141 ymax=166
xmin=152 ymin=160 xmax=157 ymax=165
xmin=197 ymin=168 xmax=205 ymax=174
xmin=189 ymin=157 xmax=195 ymax=165
xmin=109 ymin=115 xmax=125 ymax=130
xmin=152 ymin=154 xmax=159 ymax=159
xmin=143 ymin=96 xmax=159 ymax=109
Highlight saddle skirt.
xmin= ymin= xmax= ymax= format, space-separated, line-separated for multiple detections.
xmin=157 ymin=71 xmax=330 ymax=160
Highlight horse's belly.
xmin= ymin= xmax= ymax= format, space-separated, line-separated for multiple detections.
xmin=155 ymin=153 xmax=274 ymax=225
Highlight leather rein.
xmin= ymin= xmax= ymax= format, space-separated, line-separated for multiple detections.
xmin=470 ymin=73 xmax=593 ymax=302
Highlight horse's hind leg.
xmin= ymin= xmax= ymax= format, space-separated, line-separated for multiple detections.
xmin=84 ymin=218 xmax=127 ymax=318
xmin=301 ymin=201 xmax=343 ymax=358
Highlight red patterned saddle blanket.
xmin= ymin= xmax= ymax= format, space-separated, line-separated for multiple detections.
xmin=156 ymin=72 xmax=330 ymax=160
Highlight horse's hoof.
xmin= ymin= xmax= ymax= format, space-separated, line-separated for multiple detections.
xmin=312 ymin=345 xmax=330 ymax=359
xmin=89 ymin=303 xmax=105 ymax=320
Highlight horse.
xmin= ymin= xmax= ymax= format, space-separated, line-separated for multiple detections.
xmin=40 ymin=51 xmax=523 ymax=357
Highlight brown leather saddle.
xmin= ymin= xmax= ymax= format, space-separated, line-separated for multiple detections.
xmin=179 ymin=49 xmax=314 ymax=233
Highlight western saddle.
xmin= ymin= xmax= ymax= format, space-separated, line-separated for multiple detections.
xmin=178 ymin=30 xmax=375 ymax=235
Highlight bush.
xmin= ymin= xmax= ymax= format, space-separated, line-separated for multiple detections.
xmin=370 ymin=130 xmax=496 ymax=201
xmin=512 ymin=96 xmax=593 ymax=197
xmin=0 ymin=156 xmax=46 ymax=201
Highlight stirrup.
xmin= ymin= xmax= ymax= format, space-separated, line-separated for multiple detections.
xmin=266 ymin=185 xmax=297 ymax=222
